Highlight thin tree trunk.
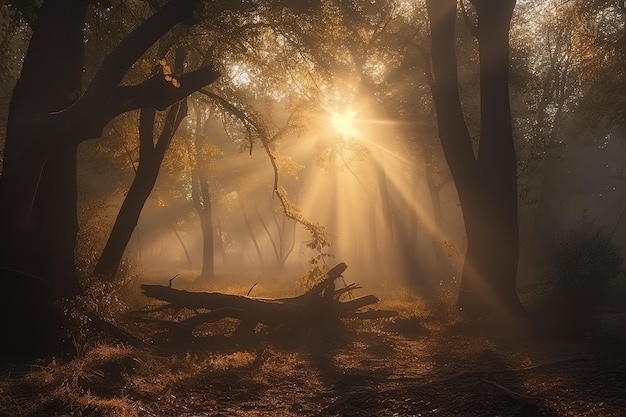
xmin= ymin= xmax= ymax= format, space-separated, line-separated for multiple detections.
xmin=216 ymin=221 xmax=228 ymax=266
xmin=376 ymin=162 xmax=395 ymax=241
xmin=192 ymin=169 xmax=215 ymax=281
xmin=190 ymin=104 xmax=217 ymax=282
xmin=95 ymin=100 xmax=188 ymax=279
xmin=256 ymin=200 xmax=281 ymax=265
xmin=199 ymin=193 xmax=215 ymax=279
xmin=239 ymin=197 xmax=265 ymax=266
xmin=171 ymin=225 xmax=192 ymax=268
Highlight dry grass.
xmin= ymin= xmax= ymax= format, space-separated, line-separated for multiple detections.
xmin=1 ymin=344 xmax=143 ymax=417
xmin=2 ymin=272 xmax=626 ymax=417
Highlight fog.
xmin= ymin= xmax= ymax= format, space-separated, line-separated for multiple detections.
xmin=88 ymin=102 xmax=463 ymax=295
xmin=83 ymin=111 xmax=626 ymax=297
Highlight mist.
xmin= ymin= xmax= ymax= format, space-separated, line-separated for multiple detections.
xmin=2 ymin=1 xmax=626 ymax=415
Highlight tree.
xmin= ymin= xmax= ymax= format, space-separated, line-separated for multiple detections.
xmin=510 ymin=0 xmax=626 ymax=282
xmin=425 ymin=0 xmax=524 ymax=318
xmin=515 ymin=1 xmax=582 ymax=264
xmin=189 ymin=102 xmax=224 ymax=282
xmin=0 ymin=0 xmax=218 ymax=358
xmin=574 ymin=0 xmax=626 ymax=127
xmin=94 ymin=47 xmax=193 ymax=279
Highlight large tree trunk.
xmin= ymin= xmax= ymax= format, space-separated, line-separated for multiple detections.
xmin=425 ymin=0 xmax=523 ymax=319
xmin=0 ymin=1 xmax=87 ymax=294
xmin=34 ymin=145 xmax=81 ymax=297
xmin=460 ymin=0 xmax=522 ymax=315
xmin=424 ymin=160 xmax=456 ymax=286
xmin=0 ymin=0 xmax=218 ymax=359
xmin=0 ymin=2 xmax=87 ymax=359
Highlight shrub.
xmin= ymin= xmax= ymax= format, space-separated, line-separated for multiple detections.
xmin=549 ymin=218 xmax=623 ymax=330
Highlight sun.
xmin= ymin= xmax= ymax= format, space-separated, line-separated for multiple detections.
xmin=329 ymin=108 xmax=359 ymax=140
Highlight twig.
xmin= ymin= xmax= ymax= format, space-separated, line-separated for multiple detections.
xmin=480 ymin=378 xmax=534 ymax=400
xmin=168 ymin=273 xmax=180 ymax=288
xmin=247 ymin=283 xmax=258 ymax=297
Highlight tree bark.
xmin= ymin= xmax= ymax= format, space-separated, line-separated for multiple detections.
xmin=425 ymin=0 xmax=523 ymax=318
xmin=192 ymin=169 xmax=216 ymax=281
xmin=135 ymin=263 xmax=386 ymax=339
xmin=0 ymin=0 xmax=87 ymax=296
xmin=190 ymin=104 xmax=216 ymax=282
xmin=95 ymin=101 xmax=188 ymax=279
xmin=425 ymin=161 xmax=456 ymax=286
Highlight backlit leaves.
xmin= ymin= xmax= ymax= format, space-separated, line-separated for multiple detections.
xmin=159 ymin=58 xmax=180 ymax=88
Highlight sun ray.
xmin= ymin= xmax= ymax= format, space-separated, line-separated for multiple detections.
xmin=329 ymin=108 xmax=359 ymax=140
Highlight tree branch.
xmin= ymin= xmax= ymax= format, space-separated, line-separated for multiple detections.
xmin=67 ymin=65 xmax=218 ymax=141
xmin=86 ymin=0 xmax=199 ymax=96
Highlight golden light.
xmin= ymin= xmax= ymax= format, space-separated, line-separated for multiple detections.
xmin=329 ymin=108 xmax=359 ymax=140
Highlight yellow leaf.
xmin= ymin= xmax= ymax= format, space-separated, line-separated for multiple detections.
xmin=159 ymin=59 xmax=172 ymax=75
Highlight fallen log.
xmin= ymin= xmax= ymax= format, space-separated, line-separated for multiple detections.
xmin=134 ymin=263 xmax=391 ymax=336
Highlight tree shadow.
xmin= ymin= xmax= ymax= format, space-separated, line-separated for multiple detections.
xmin=318 ymin=317 xmax=564 ymax=416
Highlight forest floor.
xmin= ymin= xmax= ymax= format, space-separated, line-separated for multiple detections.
xmin=1 ymin=275 xmax=626 ymax=417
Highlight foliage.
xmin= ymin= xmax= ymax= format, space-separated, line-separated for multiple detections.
xmin=274 ymin=185 xmax=334 ymax=287
xmin=548 ymin=215 xmax=623 ymax=327
xmin=571 ymin=0 xmax=626 ymax=133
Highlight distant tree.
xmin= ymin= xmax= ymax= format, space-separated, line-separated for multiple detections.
xmin=512 ymin=0 xmax=626 ymax=279
xmin=572 ymin=0 xmax=626 ymax=131
xmin=425 ymin=0 xmax=524 ymax=318
xmin=188 ymin=102 xmax=225 ymax=282
xmin=508 ymin=1 xmax=582 ymax=276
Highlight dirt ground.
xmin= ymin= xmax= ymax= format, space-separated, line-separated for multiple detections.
xmin=1 ymin=285 xmax=626 ymax=417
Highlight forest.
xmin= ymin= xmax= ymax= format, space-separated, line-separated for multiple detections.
xmin=0 ymin=0 xmax=625 ymax=416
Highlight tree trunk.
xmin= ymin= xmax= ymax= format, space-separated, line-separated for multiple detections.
xmin=189 ymin=103 xmax=217 ymax=282
xmin=425 ymin=0 xmax=523 ymax=319
xmin=239 ymin=196 xmax=265 ymax=266
xmin=34 ymin=145 xmax=81 ymax=297
xmin=425 ymin=161 xmax=455 ymax=286
xmin=1 ymin=0 xmax=219 ymax=359
xmin=95 ymin=157 xmax=160 ymax=278
xmin=193 ymin=171 xmax=215 ymax=282
xmin=171 ymin=225 xmax=193 ymax=268
xmin=0 ymin=1 xmax=87 ymax=292
xmin=95 ymin=101 xmax=188 ymax=279
xmin=216 ymin=221 xmax=229 ymax=266
xmin=0 ymin=1 xmax=87 ymax=359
